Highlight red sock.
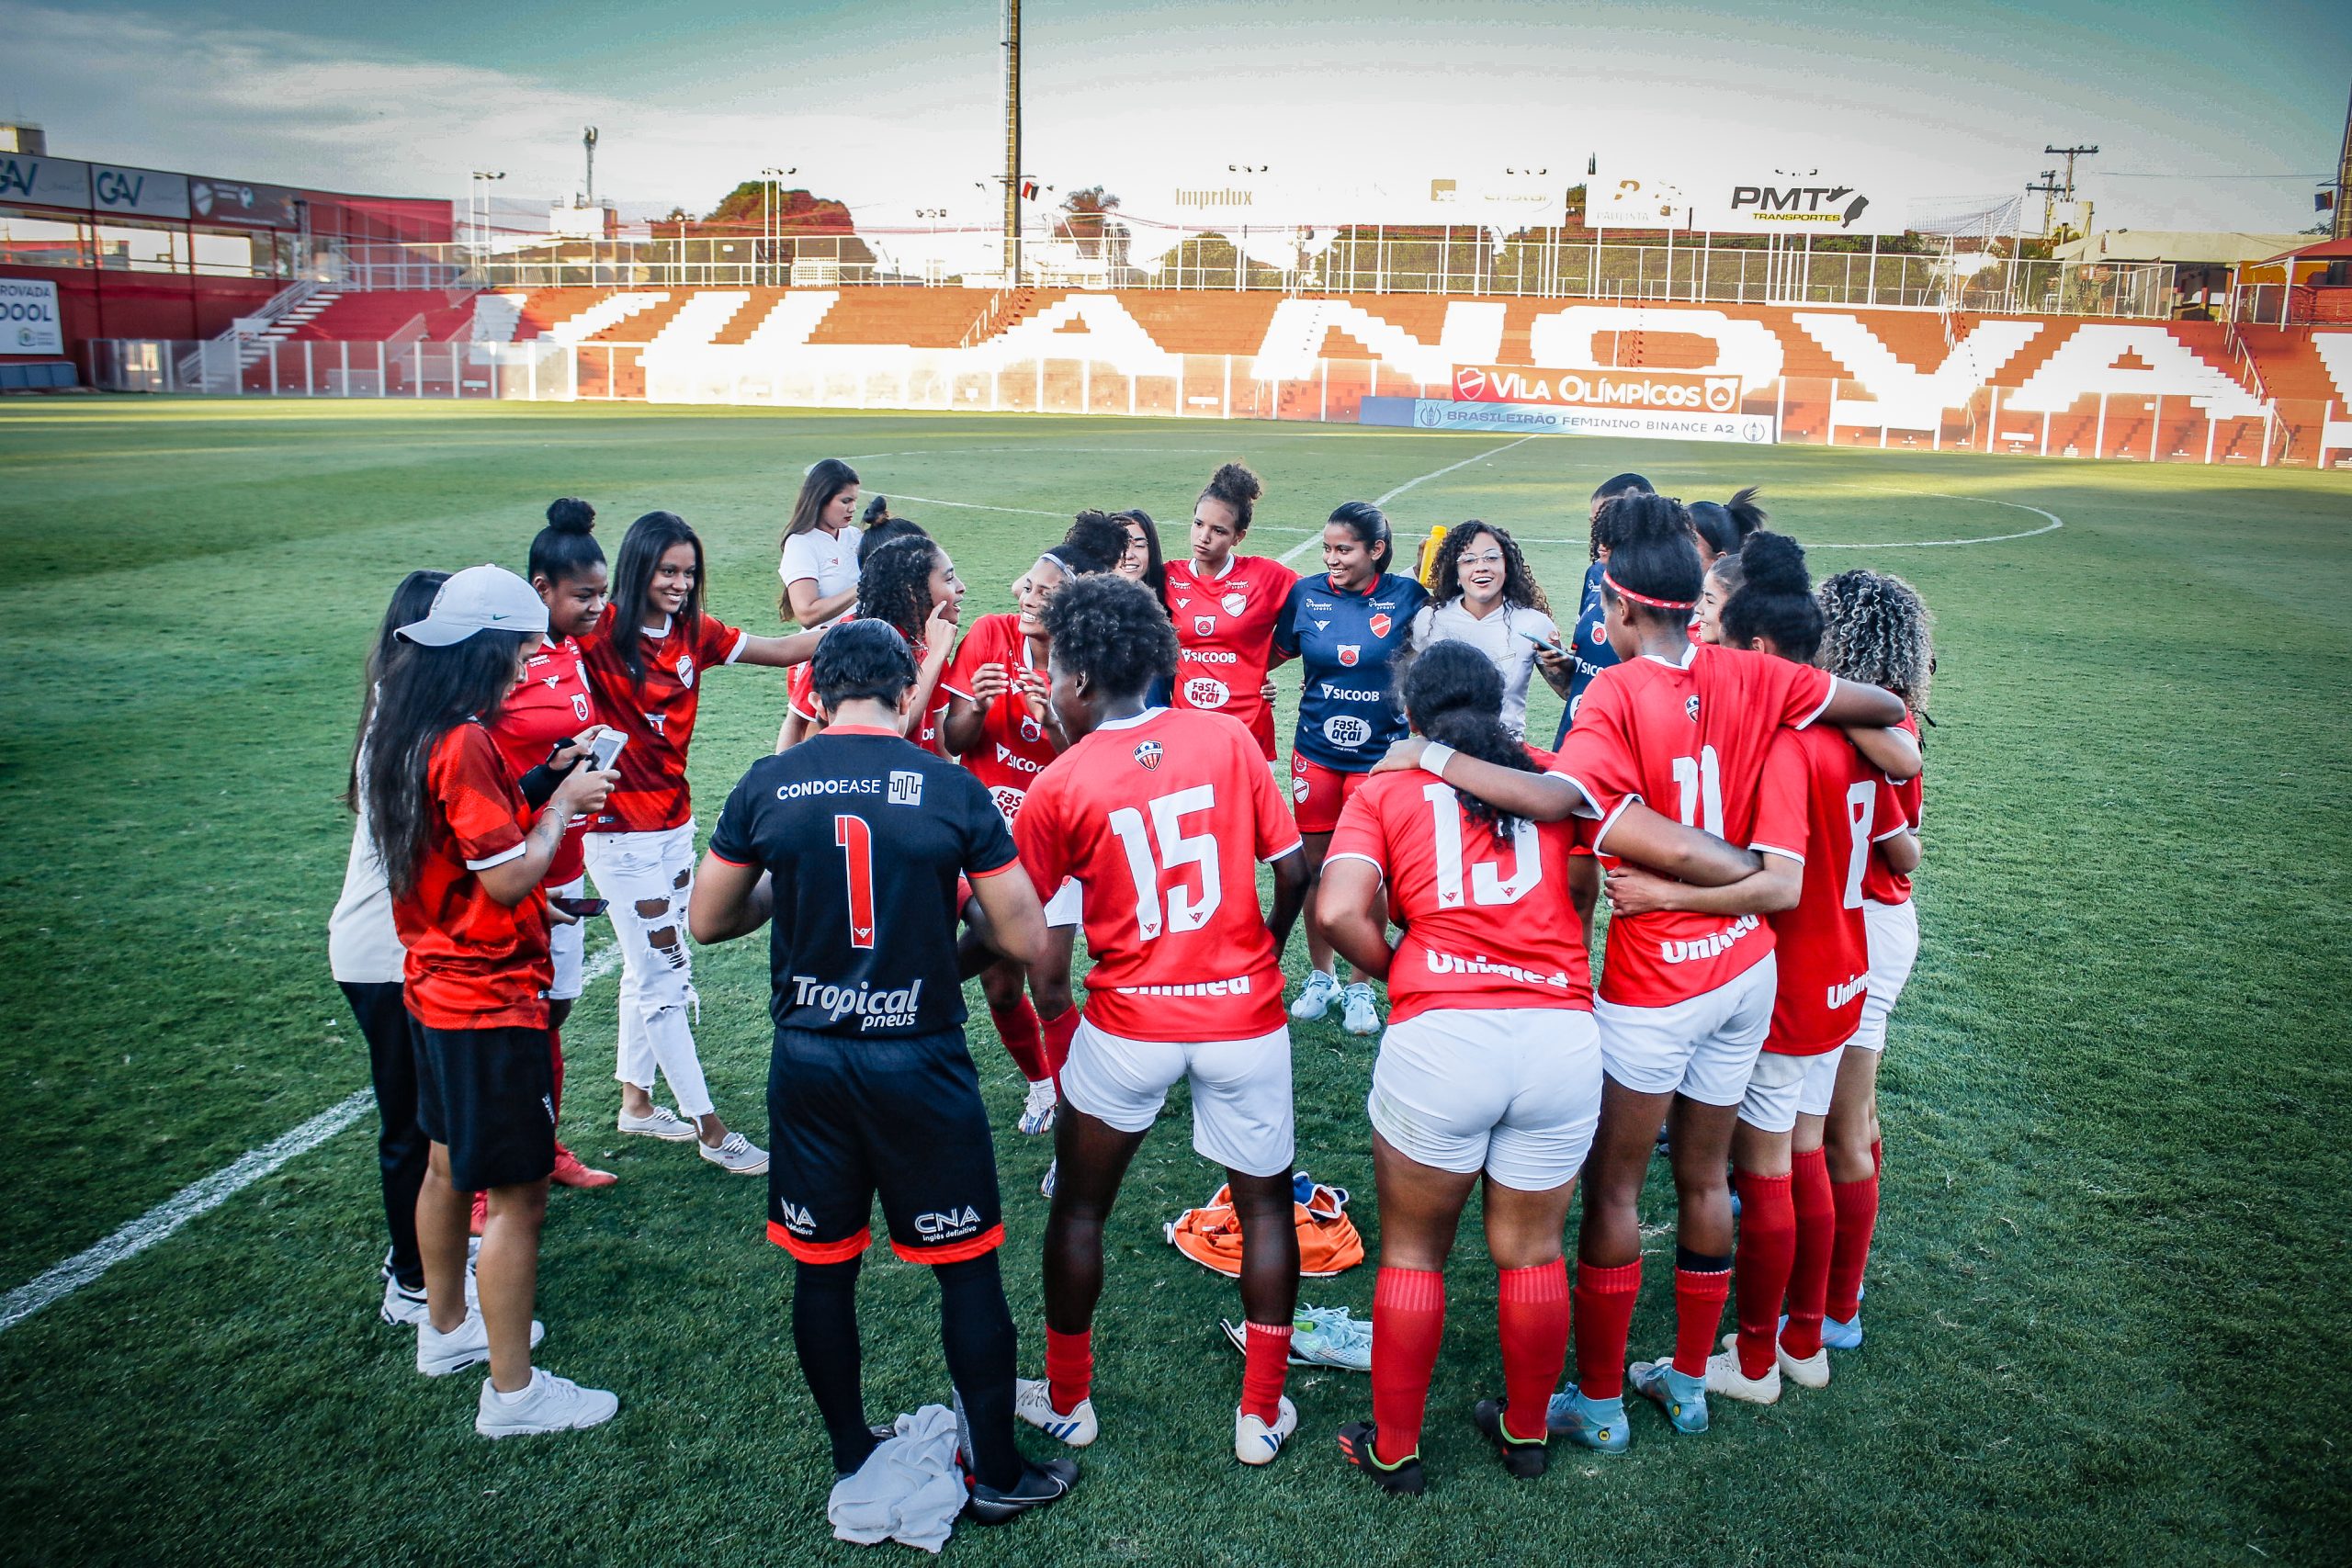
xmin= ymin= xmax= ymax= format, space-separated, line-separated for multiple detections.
xmin=989 ymin=998 xmax=1046 ymax=1081
xmin=1496 ymin=1261 xmax=1569 ymax=1441
xmin=1781 ymin=1147 xmax=1836 ymax=1359
xmin=1672 ymin=1266 xmax=1732 ymax=1378
xmin=1240 ymin=1322 xmax=1293 ymax=1425
xmin=1733 ymin=1171 xmax=1795 ymax=1381
xmin=1371 ymin=1267 xmax=1445 ymax=1464
xmin=1572 ymin=1258 xmax=1642 ymax=1401
xmin=1871 ymin=1137 xmax=1883 ymax=1178
xmin=1038 ymin=1006 xmax=1080 ymax=1091
xmin=1827 ymin=1173 xmax=1881 ymax=1323
xmin=1044 ymin=1326 xmax=1092 ymax=1415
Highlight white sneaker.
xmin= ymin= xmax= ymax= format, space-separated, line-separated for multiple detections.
xmin=1703 ymin=1341 xmax=1781 ymax=1405
xmin=697 ymin=1131 xmax=768 ymax=1174
xmin=1340 ymin=982 xmax=1382 ymax=1037
xmin=1289 ymin=969 xmax=1341 ymax=1021
xmin=1019 ymin=1077 xmax=1058 ymax=1135
xmin=474 ymin=1368 xmax=619 ymax=1438
xmin=1013 ymin=1376 xmax=1099 ymax=1447
xmin=380 ymin=1275 xmax=430 ymax=1327
xmin=417 ymin=1308 xmax=545 ymax=1377
xmin=616 ymin=1105 xmax=697 ymax=1141
xmin=1776 ymin=1337 xmax=1831 ymax=1390
xmin=1235 ymin=1395 xmax=1298 ymax=1466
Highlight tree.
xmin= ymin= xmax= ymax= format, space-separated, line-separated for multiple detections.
xmin=698 ymin=181 xmax=853 ymax=232
xmin=1060 ymin=186 xmax=1123 ymax=260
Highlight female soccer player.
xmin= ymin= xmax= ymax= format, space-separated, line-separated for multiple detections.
xmin=1319 ymin=643 xmax=1765 ymax=1493
xmin=1686 ymin=486 xmax=1767 ymax=569
xmin=1162 ymin=463 xmax=1297 ymax=761
xmin=577 ymin=510 xmax=820 ymax=1175
xmin=777 ymin=535 xmax=965 ymax=752
xmin=778 ymin=457 xmax=863 ymax=629
xmin=1370 ymin=496 xmax=1918 ymax=1450
xmin=1694 ymin=550 xmax=1745 ymax=647
xmin=1276 ymin=501 xmax=1428 ymax=1036
xmin=1407 ymin=521 xmax=1573 ymax=740
xmin=362 ymin=564 xmax=619 ymax=1437
xmin=1004 ymin=574 xmax=1311 ymax=1466
xmin=1112 ymin=508 xmax=1166 ymax=602
xmin=1812 ymin=568 xmax=1934 ymax=1349
xmin=332 ymin=569 xmax=447 ymax=1326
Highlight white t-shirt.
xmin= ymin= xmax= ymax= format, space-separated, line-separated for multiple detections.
xmin=777 ymin=525 xmax=862 ymax=627
xmin=327 ymin=801 xmax=405 ymax=985
xmin=1408 ymin=597 xmax=1561 ymax=740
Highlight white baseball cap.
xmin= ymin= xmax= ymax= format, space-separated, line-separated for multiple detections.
xmin=398 ymin=563 xmax=548 ymax=646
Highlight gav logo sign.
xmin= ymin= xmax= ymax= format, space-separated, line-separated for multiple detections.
xmin=1453 ymin=364 xmax=1739 ymax=414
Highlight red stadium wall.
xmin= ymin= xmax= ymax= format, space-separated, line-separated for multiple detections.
xmin=0 ymin=264 xmax=279 ymax=358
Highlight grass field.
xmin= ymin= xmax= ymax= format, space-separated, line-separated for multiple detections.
xmin=1 ymin=398 xmax=2346 ymax=1565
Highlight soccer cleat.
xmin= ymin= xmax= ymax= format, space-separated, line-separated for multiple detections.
xmin=1013 ymin=1376 xmax=1099 ymax=1448
xmin=1627 ymin=1357 xmax=1711 ymax=1434
xmin=1018 ymin=1078 xmax=1058 ymax=1136
xmin=1820 ymin=1312 xmax=1864 ymax=1350
xmin=1777 ymin=1339 xmax=1831 ymax=1390
xmin=379 ymin=1274 xmax=431 ymax=1328
xmin=697 ymin=1131 xmax=768 ymax=1175
xmin=616 ymin=1105 xmax=697 ymax=1141
xmin=833 ymin=1424 xmax=900 ymax=1482
xmin=1221 ymin=1307 xmax=1373 ymax=1371
xmin=1544 ymin=1384 xmax=1631 ymax=1453
xmin=1335 ymin=1421 xmax=1426 ymax=1495
xmin=1236 ymin=1396 xmax=1297 ymax=1466
xmin=1472 ymin=1398 xmax=1550 ymax=1479
xmin=473 ymin=1369 xmax=619 ymax=1438
xmin=550 ymin=1145 xmax=617 ymax=1188
xmin=1704 ymin=1339 xmax=1781 ymax=1405
xmin=962 ymin=1457 xmax=1079 ymax=1525
xmin=418 ymin=1308 xmax=543 ymax=1377
xmin=1289 ymin=969 xmax=1341 ymax=1021
xmin=1340 ymin=983 xmax=1382 ymax=1037
xmin=1040 ymin=1159 xmax=1057 ymax=1200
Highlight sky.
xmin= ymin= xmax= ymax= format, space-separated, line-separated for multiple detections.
xmin=3 ymin=0 xmax=2345 ymax=236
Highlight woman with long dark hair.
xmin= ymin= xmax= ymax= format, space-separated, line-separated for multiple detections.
xmin=778 ymin=534 xmax=966 ymax=752
xmin=779 ymin=457 xmax=863 ymax=629
xmin=578 ymin=509 xmax=820 ymax=1175
xmin=1274 ymin=500 xmax=1429 ymax=1038
xmin=363 ymin=564 xmax=619 ymax=1437
xmin=1409 ymin=521 xmax=1573 ymax=741
xmin=1163 ymin=463 xmax=1296 ymax=761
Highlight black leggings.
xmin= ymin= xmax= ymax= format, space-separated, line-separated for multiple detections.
xmin=793 ymin=1249 xmax=1023 ymax=1488
xmin=338 ymin=980 xmax=428 ymax=1291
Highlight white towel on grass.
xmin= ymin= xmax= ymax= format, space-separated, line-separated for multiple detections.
xmin=827 ymin=1404 xmax=965 ymax=1553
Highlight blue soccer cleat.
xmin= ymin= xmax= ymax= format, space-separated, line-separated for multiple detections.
xmin=1820 ymin=1312 xmax=1863 ymax=1350
xmin=1627 ymin=1357 xmax=1711 ymax=1433
xmin=1544 ymin=1384 xmax=1630 ymax=1453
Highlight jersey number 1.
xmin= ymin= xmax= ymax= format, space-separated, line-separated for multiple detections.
xmin=1671 ymin=747 xmax=1724 ymax=838
xmin=1106 ymin=784 xmax=1222 ymax=941
xmin=835 ymin=814 xmax=876 ymax=948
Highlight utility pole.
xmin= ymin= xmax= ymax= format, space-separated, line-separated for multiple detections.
xmin=1002 ymin=0 xmax=1023 ymax=281
xmin=583 ymin=126 xmax=599 ymax=209
xmin=2043 ymin=143 xmax=2097 ymax=235
xmin=2025 ymin=169 xmax=2063 ymax=240
xmin=2334 ymin=81 xmax=2351 ymax=242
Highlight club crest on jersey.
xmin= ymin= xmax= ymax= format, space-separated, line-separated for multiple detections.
xmin=1221 ymin=592 xmax=1248 ymax=617
xmin=1193 ymin=615 xmax=1217 ymax=637
xmin=1134 ymin=740 xmax=1163 ymax=771
xmin=1686 ymin=694 xmax=1702 ymax=722
xmin=1312 ymin=618 xmax=1329 ymax=630
xmin=1369 ymin=613 xmax=1392 ymax=639
xmin=1337 ymin=644 xmax=1361 ymax=667
xmin=643 ymin=712 xmax=667 ymax=735
xmin=1019 ymin=714 xmax=1044 ymax=743
xmin=675 ymin=655 xmax=695 ymax=690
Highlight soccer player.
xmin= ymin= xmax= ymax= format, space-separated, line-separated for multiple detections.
xmin=778 ymin=457 xmax=864 ymax=630
xmin=1372 ymin=495 xmax=1917 ymax=1450
xmin=576 ymin=510 xmax=820 ymax=1175
xmin=1687 ymin=486 xmax=1766 ymax=570
xmin=1004 ymin=575 xmax=1311 ymax=1466
xmin=1111 ymin=508 xmax=1167 ymax=602
xmin=1407 ymin=521 xmax=1574 ymax=740
xmin=1813 ymin=568 xmax=1936 ymax=1349
xmin=1319 ymin=643 xmax=1766 ymax=1493
xmin=1555 ymin=477 xmax=1655 ymax=937
xmin=1276 ymin=501 xmax=1428 ymax=1036
xmin=1695 ymin=550 xmax=1745 ymax=647
xmin=778 ymin=535 xmax=966 ymax=753
xmin=362 ymin=564 xmax=620 ymax=1437
xmin=686 ymin=619 xmax=1074 ymax=1520
xmin=1162 ymin=462 xmax=1297 ymax=761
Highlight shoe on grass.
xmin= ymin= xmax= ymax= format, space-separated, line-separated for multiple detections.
xmin=1336 ymin=1421 xmax=1425 ymax=1495
xmin=1019 ymin=1077 xmax=1058 ymax=1136
xmin=1289 ymin=969 xmax=1341 ymax=1021
xmin=550 ymin=1145 xmax=616 ymax=1188
xmin=1013 ymin=1376 xmax=1098 ymax=1447
xmin=1544 ymin=1383 xmax=1631 ymax=1452
xmin=963 ymin=1458 xmax=1079 ymax=1525
xmin=1820 ymin=1311 xmax=1863 ymax=1350
xmin=1340 ymin=982 xmax=1381 ymax=1036
xmin=474 ymin=1368 xmax=617 ymax=1438
xmin=1040 ymin=1158 xmax=1057 ymax=1200
xmin=616 ymin=1105 xmax=697 ymax=1141
xmin=697 ymin=1130 xmax=768 ymax=1174
xmin=1236 ymin=1396 xmax=1297 ymax=1466
xmin=379 ymin=1274 xmax=430 ymax=1328
xmin=1704 ymin=1339 xmax=1781 ymax=1405
xmin=418 ymin=1308 xmax=543 ymax=1377
xmin=1627 ymin=1356 xmax=1710 ymax=1433
xmin=1774 ymin=1325 xmax=1831 ymax=1390
xmin=1220 ymin=1307 xmax=1372 ymax=1372
xmin=1472 ymin=1397 xmax=1550 ymax=1478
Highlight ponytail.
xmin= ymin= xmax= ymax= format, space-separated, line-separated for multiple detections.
xmin=1719 ymin=531 xmax=1822 ymax=662
xmin=1403 ymin=642 xmax=1537 ymax=842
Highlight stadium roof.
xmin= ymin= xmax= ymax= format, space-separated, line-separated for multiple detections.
xmin=2050 ymin=230 xmax=2307 ymax=265
xmin=2252 ymin=235 xmax=2352 ymax=265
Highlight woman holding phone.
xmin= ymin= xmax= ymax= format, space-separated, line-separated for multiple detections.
xmin=1407 ymin=521 xmax=1572 ymax=741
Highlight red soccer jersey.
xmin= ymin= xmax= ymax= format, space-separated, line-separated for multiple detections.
xmin=787 ymin=621 xmax=947 ymax=755
xmin=576 ymin=607 xmax=748 ymax=833
xmin=1163 ymin=555 xmax=1299 ymax=759
xmin=1327 ymin=759 xmax=1593 ymax=1025
xmin=393 ymin=721 xmax=551 ymax=1031
xmin=1860 ymin=711 xmax=1922 ymax=906
xmin=1761 ymin=725 xmax=1908 ymax=1055
xmin=488 ymin=636 xmax=598 ymax=885
xmin=942 ymin=612 xmax=1060 ymax=820
xmin=1549 ymin=641 xmax=1836 ymax=1008
xmin=1013 ymin=707 xmax=1302 ymax=1041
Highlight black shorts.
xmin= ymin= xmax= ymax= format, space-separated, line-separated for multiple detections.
xmin=413 ymin=1020 xmax=557 ymax=1192
xmin=766 ymin=1025 xmax=1003 ymax=1267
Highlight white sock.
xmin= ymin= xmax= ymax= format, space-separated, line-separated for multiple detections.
xmin=492 ymin=1374 xmax=537 ymax=1404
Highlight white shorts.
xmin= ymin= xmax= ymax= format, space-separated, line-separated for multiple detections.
xmin=1368 ymin=1007 xmax=1602 ymax=1191
xmin=1740 ymin=1047 xmax=1846 ymax=1134
xmin=545 ymin=875 xmax=587 ymax=1002
xmin=1849 ymin=898 xmax=1920 ymax=1055
xmin=1060 ymin=1018 xmax=1294 ymax=1178
xmin=1592 ymin=955 xmax=1777 ymax=1107
xmin=1044 ymin=877 xmax=1083 ymax=930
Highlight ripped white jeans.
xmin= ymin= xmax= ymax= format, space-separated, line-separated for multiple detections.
xmin=583 ymin=821 xmax=713 ymax=1118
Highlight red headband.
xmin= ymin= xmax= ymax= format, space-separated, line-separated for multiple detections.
xmin=1602 ymin=570 xmax=1695 ymax=612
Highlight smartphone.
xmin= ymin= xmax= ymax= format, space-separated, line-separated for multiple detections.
xmin=548 ymin=895 xmax=608 ymax=919
xmin=1519 ymin=628 xmax=1566 ymax=655
xmin=587 ymin=730 xmax=628 ymax=773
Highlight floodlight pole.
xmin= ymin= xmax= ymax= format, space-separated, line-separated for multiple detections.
xmin=2334 ymin=80 xmax=2351 ymax=242
xmin=1003 ymin=0 xmax=1022 ymax=281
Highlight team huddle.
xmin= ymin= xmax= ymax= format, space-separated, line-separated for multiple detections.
xmin=328 ymin=454 xmax=1935 ymax=1518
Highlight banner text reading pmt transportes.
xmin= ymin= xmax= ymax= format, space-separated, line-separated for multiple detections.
xmin=1361 ymin=396 xmax=1777 ymax=446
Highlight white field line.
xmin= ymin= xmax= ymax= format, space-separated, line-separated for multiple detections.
xmin=0 ymin=939 xmax=622 ymax=1335
xmin=1442 ymin=494 xmax=2065 ymax=552
xmin=1279 ymin=434 xmax=1542 ymax=564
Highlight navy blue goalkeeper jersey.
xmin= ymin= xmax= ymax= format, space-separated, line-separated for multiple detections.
xmin=1274 ymin=571 xmax=1429 ymax=770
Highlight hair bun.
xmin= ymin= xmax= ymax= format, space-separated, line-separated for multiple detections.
xmin=1208 ymin=462 xmax=1261 ymax=504
xmin=546 ymin=497 xmax=596 ymax=534
xmin=862 ymin=494 xmax=890 ymax=525
xmin=1737 ymin=530 xmax=1810 ymax=595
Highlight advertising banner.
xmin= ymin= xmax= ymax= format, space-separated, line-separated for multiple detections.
xmin=189 ymin=177 xmax=300 ymax=229
xmin=1589 ymin=159 xmax=1910 ymax=236
xmin=0 ymin=153 xmax=91 ymax=210
xmin=1451 ymin=364 xmax=1745 ymax=415
xmin=91 ymin=164 xmax=190 ymax=221
xmin=0 ymin=279 xmax=64 ymax=355
xmin=1362 ymin=393 xmax=1776 ymax=446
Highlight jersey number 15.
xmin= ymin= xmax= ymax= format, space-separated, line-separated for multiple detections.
xmin=1106 ymin=784 xmax=1222 ymax=941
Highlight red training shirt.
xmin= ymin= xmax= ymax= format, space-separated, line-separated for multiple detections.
xmin=942 ymin=612 xmax=1060 ymax=821
xmin=1761 ymin=725 xmax=1910 ymax=1055
xmin=393 ymin=721 xmax=551 ymax=1031
xmin=1013 ymin=707 xmax=1301 ymax=1040
xmin=1860 ymin=710 xmax=1922 ymax=906
xmin=1163 ymin=554 xmax=1299 ymax=760
xmin=487 ymin=636 xmax=598 ymax=886
xmin=576 ymin=607 xmax=748 ymax=833
xmin=787 ymin=620 xmax=947 ymax=755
